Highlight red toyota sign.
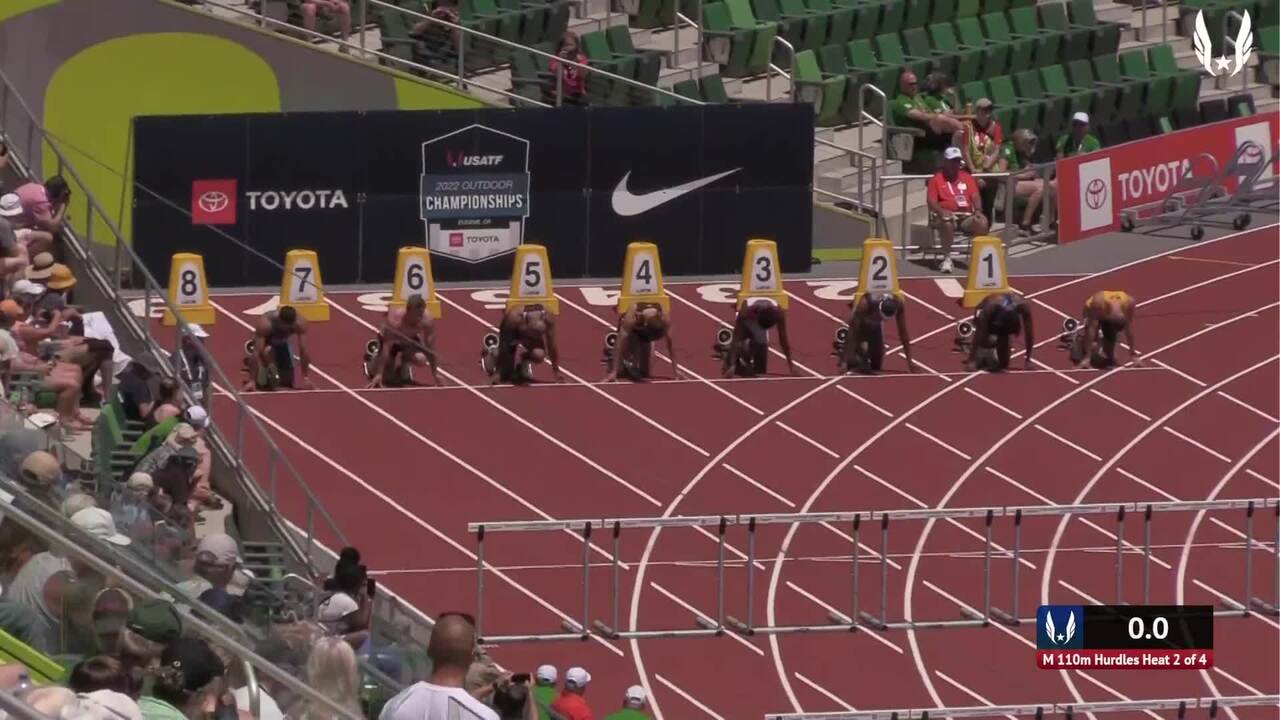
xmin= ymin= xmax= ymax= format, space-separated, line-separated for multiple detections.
xmin=191 ymin=179 xmax=238 ymax=225
xmin=1057 ymin=113 xmax=1278 ymax=243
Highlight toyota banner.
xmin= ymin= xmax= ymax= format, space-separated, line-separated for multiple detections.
xmin=1057 ymin=113 xmax=1279 ymax=243
xmin=132 ymin=105 xmax=814 ymax=286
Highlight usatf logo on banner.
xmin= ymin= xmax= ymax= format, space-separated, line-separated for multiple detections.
xmin=1037 ymin=605 xmax=1085 ymax=649
xmin=420 ymin=124 xmax=531 ymax=264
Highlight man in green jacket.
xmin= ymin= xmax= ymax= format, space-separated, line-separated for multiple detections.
xmin=1057 ymin=112 xmax=1102 ymax=158
xmin=533 ymin=665 xmax=558 ymax=720
xmin=603 ymin=685 xmax=650 ymax=720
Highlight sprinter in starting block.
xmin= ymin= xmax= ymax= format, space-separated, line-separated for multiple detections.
xmin=244 ymin=306 xmax=312 ymax=390
xmin=838 ymin=292 xmax=915 ymax=374
xmin=603 ymin=302 xmax=678 ymax=382
xmin=1070 ymin=290 xmax=1140 ymax=369
xmin=963 ymin=292 xmax=1034 ymax=372
xmin=483 ymin=304 xmax=564 ymax=384
xmin=365 ymin=295 xmax=441 ymax=387
xmin=718 ymin=297 xmax=795 ymax=377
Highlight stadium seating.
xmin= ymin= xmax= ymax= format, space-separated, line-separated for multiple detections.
xmin=793 ymin=47 xmax=847 ymax=125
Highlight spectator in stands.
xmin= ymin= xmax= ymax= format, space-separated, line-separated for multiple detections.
xmin=298 ymin=636 xmax=362 ymax=719
xmin=176 ymin=532 xmax=240 ymax=600
xmin=4 ymin=298 xmax=93 ymax=430
xmin=24 ymin=687 xmax=76 ymax=716
xmin=197 ymin=588 xmax=245 ymax=624
xmin=70 ymin=655 xmax=133 ymax=695
xmin=148 ymin=443 xmax=200 ymax=514
xmin=533 ymin=665 xmax=558 ymax=720
xmin=62 ymin=491 xmax=98 ymax=518
xmin=301 ymin=0 xmax=352 ymax=48
xmin=150 ymin=379 xmax=183 ymax=425
xmin=551 ymin=667 xmax=594 ymax=720
xmin=550 ymin=31 xmax=590 ymax=105
xmin=17 ymin=449 xmax=64 ymax=505
xmin=1057 ymin=112 xmax=1101 ymax=159
xmin=116 ymin=357 xmax=157 ymax=424
xmin=922 ymin=72 xmax=960 ymax=115
xmin=316 ymin=558 xmax=371 ymax=649
xmin=1001 ymin=129 xmax=1049 ymax=235
xmin=119 ymin=599 xmax=182 ymax=697
xmin=114 ymin=472 xmax=154 ymax=541
xmin=926 ymin=147 xmax=988 ymax=274
xmin=0 ymin=520 xmax=70 ymax=650
xmin=0 ymin=427 xmax=43 ymax=479
xmin=0 ymin=199 xmax=30 ymax=281
xmin=224 ymin=646 xmax=286 ymax=720
xmin=72 ymin=507 xmax=133 ymax=547
xmin=492 ymin=675 xmax=537 ymax=720
xmin=957 ymin=98 xmax=1004 ymax=218
xmin=380 ymin=612 xmax=499 ymax=720
xmin=891 ymin=71 xmax=964 ymax=167
xmin=13 ymin=175 xmax=70 ymax=255
xmin=604 ymin=686 xmax=649 ymax=720
xmin=61 ymin=690 xmax=145 ymax=720
xmin=412 ymin=0 xmax=461 ymax=54
xmin=138 ymin=636 xmax=230 ymax=720
xmin=0 ymin=141 xmax=7 ymax=173
xmin=1 ymin=300 xmax=82 ymax=424
xmin=0 ymin=598 xmax=48 ymax=653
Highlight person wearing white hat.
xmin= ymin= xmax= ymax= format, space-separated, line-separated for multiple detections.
xmin=551 ymin=667 xmax=594 ymax=720
xmin=603 ymin=686 xmax=650 ymax=720
xmin=1057 ymin=112 xmax=1101 ymax=159
xmin=70 ymin=507 xmax=132 ymax=546
xmin=533 ymin=665 xmax=559 ymax=719
xmin=0 ymin=193 xmax=30 ymax=281
xmin=927 ymin=146 xmax=989 ymax=274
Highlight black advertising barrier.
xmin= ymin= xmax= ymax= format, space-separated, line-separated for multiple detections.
xmin=132 ymin=104 xmax=814 ymax=286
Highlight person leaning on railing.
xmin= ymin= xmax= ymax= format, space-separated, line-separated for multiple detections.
xmin=10 ymin=175 xmax=70 ymax=256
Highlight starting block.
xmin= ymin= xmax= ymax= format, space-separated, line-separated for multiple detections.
xmin=281 ymin=250 xmax=329 ymax=321
xmin=391 ymin=246 xmax=442 ymax=318
xmin=831 ymin=326 xmax=849 ymax=356
xmin=163 ymin=253 xmax=215 ymax=326
xmin=711 ymin=327 xmax=734 ymax=359
xmin=601 ymin=331 xmax=619 ymax=366
xmin=617 ymin=242 xmax=670 ymax=314
xmin=1058 ymin=317 xmax=1081 ymax=348
xmin=481 ymin=332 xmax=500 ymax=373
xmin=363 ymin=337 xmax=415 ymax=384
xmin=736 ymin=239 xmax=788 ymax=309
xmin=507 ymin=244 xmax=559 ymax=314
xmin=954 ymin=318 xmax=976 ymax=352
xmin=852 ymin=238 xmax=901 ymax=308
xmin=962 ymin=236 xmax=1009 ymax=308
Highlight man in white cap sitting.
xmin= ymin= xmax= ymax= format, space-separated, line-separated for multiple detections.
xmin=1057 ymin=112 xmax=1101 ymax=159
xmin=532 ymin=665 xmax=558 ymax=720
xmin=176 ymin=532 xmax=241 ymax=599
xmin=926 ymin=146 xmax=989 ymax=273
xmin=551 ymin=667 xmax=594 ymax=720
xmin=604 ymin=686 xmax=649 ymax=720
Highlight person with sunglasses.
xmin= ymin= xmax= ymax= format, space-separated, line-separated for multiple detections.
xmin=381 ymin=612 xmax=499 ymax=720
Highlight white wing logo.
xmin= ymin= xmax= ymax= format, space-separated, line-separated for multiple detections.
xmin=1065 ymin=611 xmax=1077 ymax=645
xmin=1193 ymin=10 xmax=1256 ymax=77
xmin=1045 ymin=611 xmax=1058 ymax=645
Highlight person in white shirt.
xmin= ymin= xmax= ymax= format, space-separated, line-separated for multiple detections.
xmin=380 ymin=612 xmax=499 ymax=720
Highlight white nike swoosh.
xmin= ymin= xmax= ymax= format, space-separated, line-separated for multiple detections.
xmin=611 ymin=168 xmax=741 ymax=217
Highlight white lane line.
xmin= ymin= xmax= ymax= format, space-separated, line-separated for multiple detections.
xmin=723 ymin=463 xmax=796 ymax=508
xmin=1033 ymin=357 xmax=1082 ymax=385
xmin=837 ymin=385 xmax=896 ymax=418
xmin=934 ymin=278 xmax=965 ymax=299
xmin=650 ymin=583 xmax=763 ymax=656
xmin=934 ymin=671 xmax=1018 ymax=720
xmin=794 ymin=673 xmax=857 ymax=710
xmin=905 ymin=423 xmax=972 ymax=460
xmin=327 ymin=296 xmax=664 ymax=507
xmin=775 ymin=422 xmax=841 ymax=458
xmin=213 ymin=302 xmax=635 ymax=565
xmin=924 ymin=580 xmax=1034 ymax=649
xmin=1246 ymin=469 xmax=1280 ymax=490
xmin=1192 ymin=580 xmax=1280 ymax=629
xmin=1213 ymin=667 xmax=1265 ymax=696
xmin=785 ymin=581 xmax=904 ymax=654
xmin=1116 ymin=468 xmax=1179 ymax=501
xmin=1219 ymin=392 xmax=1279 ymax=423
xmin=692 ymin=526 xmax=766 ymax=571
xmin=1035 ymin=424 xmax=1103 ymax=461
xmin=1072 ymin=671 xmax=1161 ymax=720
xmin=964 ymin=387 xmax=1023 ymax=419
xmin=1089 ymin=389 xmax=1151 ymax=421
xmin=653 ymin=674 xmax=726 ymax=720
xmin=988 ymin=467 xmax=1171 ymax=569
xmin=816 ymin=523 xmax=904 ymax=571
xmin=901 ymin=289 xmax=960 ymax=321
xmin=1058 ymin=579 xmax=1105 ymax=605
xmin=857 ymin=465 xmax=1034 ymax=569
xmin=1152 ymin=358 xmax=1208 ymax=387
xmin=1163 ymin=426 xmax=1232 ymax=463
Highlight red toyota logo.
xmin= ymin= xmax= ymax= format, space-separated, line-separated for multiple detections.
xmin=191 ymin=179 xmax=238 ymax=225
xmin=1085 ymin=178 xmax=1108 ymax=210
xmin=449 ymin=232 xmax=464 ymax=247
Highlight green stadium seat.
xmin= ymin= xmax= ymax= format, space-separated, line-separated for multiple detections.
xmin=808 ymin=0 xmax=854 ymax=47
xmin=988 ymin=74 xmax=1043 ymax=132
xmin=955 ymin=16 xmax=1008 ymax=79
xmin=1038 ymin=2 xmax=1092 ymax=63
xmin=468 ymin=0 xmax=522 ymax=46
xmin=848 ymin=3 xmax=881 ymax=39
xmin=496 ymin=0 xmax=548 ymax=47
xmin=606 ymin=25 xmax=664 ymax=86
xmin=1013 ymin=68 xmax=1067 ymax=137
xmin=878 ymin=0 xmax=906 ymax=35
xmin=955 ymin=0 xmax=979 ymax=19
xmin=903 ymin=0 xmax=931 ymax=29
xmin=1040 ymin=64 xmax=1094 ymax=122
xmin=1092 ymin=54 xmax=1147 ymax=122
xmin=1147 ymin=45 xmax=1202 ymax=115
xmin=1008 ymin=6 xmax=1062 ymax=67
xmin=818 ymin=42 xmax=866 ymax=121
xmin=793 ymin=48 xmax=848 ymax=125
xmin=1066 ymin=59 xmax=1117 ymax=126
xmin=959 ymin=79 xmax=1014 ymax=130
xmin=510 ymin=50 xmax=552 ymax=104
xmin=700 ymin=74 xmax=738 ymax=102
xmin=541 ymin=1 xmax=570 ymax=44
xmin=726 ymin=0 xmax=782 ymax=73
xmin=874 ymin=31 xmax=928 ymax=79
xmin=929 ymin=0 xmax=955 ymax=25
xmin=673 ymin=77 xmax=704 ymax=100
xmin=1119 ymin=48 xmax=1172 ymax=119
xmin=981 ymin=11 xmax=1035 ymax=71
xmin=628 ymin=0 xmax=677 ymax=28
xmin=705 ymin=0 xmax=777 ymax=76
xmin=1067 ymin=0 xmax=1122 ymax=56
xmin=902 ymin=26 xmax=954 ymax=78
xmin=846 ymin=38 xmax=898 ymax=115
xmin=929 ymin=22 xmax=983 ymax=83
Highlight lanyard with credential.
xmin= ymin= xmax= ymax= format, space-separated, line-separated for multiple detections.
xmin=947 ymin=179 xmax=968 ymax=208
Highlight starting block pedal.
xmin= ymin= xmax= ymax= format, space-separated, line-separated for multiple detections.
xmin=711 ymin=328 xmax=733 ymax=359
xmin=362 ymin=339 xmax=382 ymax=379
xmin=480 ymin=333 xmax=499 ymax=374
xmin=831 ymin=326 xmax=849 ymax=356
xmin=602 ymin=331 xmax=619 ymax=366
xmin=954 ymin=319 xmax=975 ymax=352
xmin=1057 ymin=317 xmax=1081 ymax=347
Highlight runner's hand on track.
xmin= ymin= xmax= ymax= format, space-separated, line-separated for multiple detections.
xmin=367 ymin=375 xmax=383 ymax=389
xmin=297 ymin=376 xmax=315 ymax=389
xmin=1074 ymin=358 xmax=1091 ymax=370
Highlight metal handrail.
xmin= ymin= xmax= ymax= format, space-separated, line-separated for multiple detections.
xmin=856 ymin=82 xmax=887 ymax=160
xmin=767 ymin=35 xmax=797 ymax=102
xmin=0 ymin=492 xmax=364 ymax=720
xmin=765 ymin=695 xmax=1280 ymax=720
xmin=0 ymin=66 xmax=437 ymax=668
xmin=197 ymin=0 xmax=540 ymax=106
xmin=362 ymin=0 xmax=699 ymax=106
xmin=674 ymin=10 xmax=705 ymax=83
xmin=814 ymin=136 xmax=879 ymax=211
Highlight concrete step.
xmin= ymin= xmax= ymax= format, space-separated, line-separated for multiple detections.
xmin=567 ymin=9 xmax=629 ymax=33
xmin=656 ymin=61 xmax=719 ymax=85
xmin=1096 ymin=1 xmax=1134 ymax=25
xmin=735 ymin=73 xmax=793 ymax=101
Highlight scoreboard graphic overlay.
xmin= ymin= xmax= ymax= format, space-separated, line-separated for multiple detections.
xmin=1036 ymin=605 xmax=1214 ymax=669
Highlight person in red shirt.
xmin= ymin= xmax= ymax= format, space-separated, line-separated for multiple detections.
xmin=926 ymin=146 xmax=989 ymax=273
xmin=551 ymin=666 xmax=595 ymax=720
xmin=550 ymin=31 xmax=590 ymax=105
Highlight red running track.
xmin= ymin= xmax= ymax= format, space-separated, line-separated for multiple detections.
xmin=145 ymin=227 xmax=1280 ymax=720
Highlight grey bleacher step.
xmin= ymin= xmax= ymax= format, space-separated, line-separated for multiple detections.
xmin=816 ymin=160 xmax=901 ymax=195
xmin=1200 ymin=82 xmax=1275 ymax=105
xmin=1094 ymin=1 xmax=1133 ymax=24
xmin=567 ymin=9 xmax=628 ymax=33
xmin=656 ymin=61 xmax=719 ymax=85
xmin=734 ymin=74 xmax=792 ymax=102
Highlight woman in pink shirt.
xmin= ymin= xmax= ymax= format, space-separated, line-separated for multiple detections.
xmin=550 ymin=31 xmax=590 ymax=105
